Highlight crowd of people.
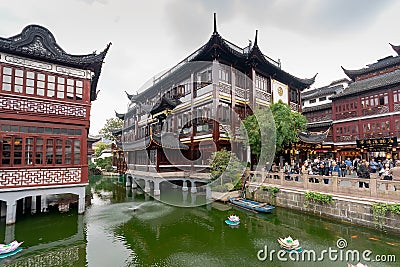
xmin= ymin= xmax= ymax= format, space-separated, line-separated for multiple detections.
xmin=275 ymin=157 xmax=400 ymax=190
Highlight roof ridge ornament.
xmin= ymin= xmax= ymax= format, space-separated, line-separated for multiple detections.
xmin=254 ymin=29 xmax=258 ymax=47
xmin=390 ymin=43 xmax=400 ymax=55
xmin=213 ymin=13 xmax=217 ymax=34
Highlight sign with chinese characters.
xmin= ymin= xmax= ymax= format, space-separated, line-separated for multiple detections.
xmin=356 ymin=137 xmax=398 ymax=150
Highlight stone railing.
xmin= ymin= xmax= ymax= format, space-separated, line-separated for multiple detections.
xmin=249 ymin=170 xmax=400 ymax=201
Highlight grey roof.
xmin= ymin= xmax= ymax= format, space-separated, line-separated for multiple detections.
xmin=332 ymin=69 xmax=400 ymax=99
xmin=302 ymin=84 xmax=343 ymax=100
xmin=342 ymin=55 xmax=400 ymax=80
xmin=306 ymin=121 xmax=332 ymax=129
xmin=298 ymin=129 xmax=329 ymax=144
xmin=302 ymin=103 xmax=332 ymax=113
xmin=123 ymin=132 xmax=189 ymax=151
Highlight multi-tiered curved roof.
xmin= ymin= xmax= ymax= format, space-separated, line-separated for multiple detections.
xmin=0 ymin=24 xmax=111 ymax=101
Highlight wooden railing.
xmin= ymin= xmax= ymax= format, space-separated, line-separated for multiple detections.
xmin=249 ymin=170 xmax=400 ymax=201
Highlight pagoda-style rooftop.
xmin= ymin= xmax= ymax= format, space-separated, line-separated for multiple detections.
xmin=126 ymin=13 xmax=315 ymax=102
xmin=0 ymin=24 xmax=111 ymax=101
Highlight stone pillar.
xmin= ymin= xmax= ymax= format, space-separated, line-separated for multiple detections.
xmin=131 ymin=178 xmax=137 ymax=189
xmin=191 ymin=192 xmax=197 ymax=205
xmin=4 ymin=224 xmax=15 ymax=244
xmin=154 ymin=180 xmax=161 ymax=196
xmin=190 ymin=181 xmax=197 ymax=193
xmin=78 ymin=187 xmax=86 ymax=214
xmin=182 ymin=181 xmax=188 ymax=191
xmin=144 ymin=180 xmax=151 ymax=193
xmin=6 ymin=200 xmax=17 ymax=225
xmin=41 ymin=195 xmax=48 ymax=212
xmin=1 ymin=201 xmax=6 ymax=217
xmin=182 ymin=190 xmax=188 ymax=204
xmin=206 ymin=185 xmax=212 ymax=199
xmin=126 ymin=175 xmax=132 ymax=187
xmin=31 ymin=195 xmax=37 ymax=214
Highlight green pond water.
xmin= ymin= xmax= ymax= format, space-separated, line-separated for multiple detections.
xmin=0 ymin=175 xmax=399 ymax=267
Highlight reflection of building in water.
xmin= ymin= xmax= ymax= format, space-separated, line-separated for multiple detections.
xmin=2 ymin=215 xmax=85 ymax=266
xmin=116 ymin=14 xmax=315 ymax=181
xmin=0 ymin=25 xmax=110 ymax=224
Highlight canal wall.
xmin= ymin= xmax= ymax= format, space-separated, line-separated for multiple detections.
xmin=250 ymin=187 xmax=400 ymax=234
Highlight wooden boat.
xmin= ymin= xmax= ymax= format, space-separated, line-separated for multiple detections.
xmin=228 ymin=197 xmax=274 ymax=213
xmin=225 ymin=215 xmax=240 ymax=226
xmin=0 ymin=241 xmax=23 ymax=258
xmin=278 ymin=236 xmax=303 ymax=253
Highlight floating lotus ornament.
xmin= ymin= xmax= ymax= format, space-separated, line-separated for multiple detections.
xmin=0 ymin=240 xmax=23 ymax=258
xmin=278 ymin=236 xmax=302 ymax=252
xmin=347 ymin=263 xmax=368 ymax=267
xmin=225 ymin=215 xmax=240 ymax=226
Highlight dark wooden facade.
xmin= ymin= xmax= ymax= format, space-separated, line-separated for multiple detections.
xmin=122 ymin=14 xmax=315 ymax=172
xmin=0 ymin=25 xmax=110 ymax=188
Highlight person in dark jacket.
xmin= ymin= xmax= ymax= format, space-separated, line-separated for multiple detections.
xmin=358 ymin=161 xmax=370 ymax=188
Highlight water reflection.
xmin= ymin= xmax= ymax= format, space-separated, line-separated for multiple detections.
xmin=0 ymin=175 xmax=398 ymax=267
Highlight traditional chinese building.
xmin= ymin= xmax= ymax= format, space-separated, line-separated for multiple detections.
xmin=300 ymin=79 xmax=349 ymax=160
xmin=331 ymin=43 xmax=400 ymax=161
xmin=121 ymin=14 xmax=315 ymax=183
xmin=0 ymin=25 xmax=110 ymax=224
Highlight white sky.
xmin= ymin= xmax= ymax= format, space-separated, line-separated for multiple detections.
xmin=0 ymin=0 xmax=399 ymax=134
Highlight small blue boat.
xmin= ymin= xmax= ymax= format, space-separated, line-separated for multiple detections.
xmin=229 ymin=198 xmax=274 ymax=213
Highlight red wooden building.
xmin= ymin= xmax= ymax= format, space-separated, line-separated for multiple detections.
xmin=0 ymin=25 xmax=110 ymax=224
xmin=331 ymin=43 xmax=400 ymax=161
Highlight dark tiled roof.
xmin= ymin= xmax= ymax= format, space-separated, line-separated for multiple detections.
xmin=302 ymin=103 xmax=332 ymax=113
xmin=126 ymin=15 xmax=316 ymax=100
xmin=115 ymin=111 xmax=125 ymax=120
xmin=123 ymin=132 xmax=189 ymax=151
xmin=332 ymin=70 xmax=400 ymax=99
xmin=302 ymin=84 xmax=343 ymax=100
xmin=390 ymin=43 xmax=400 ymax=55
xmin=342 ymin=55 xmax=400 ymax=80
xmin=298 ymin=129 xmax=329 ymax=144
xmin=150 ymin=97 xmax=181 ymax=115
xmin=306 ymin=121 xmax=332 ymax=129
xmin=0 ymin=25 xmax=111 ymax=101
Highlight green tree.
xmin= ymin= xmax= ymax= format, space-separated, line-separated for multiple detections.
xmin=94 ymin=142 xmax=110 ymax=157
xmin=242 ymin=101 xmax=306 ymax=167
xmin=208 ymin=149 xmax=246 ymax=192
xmin=270 ymin=100 xmax=307 ymax=153
xmin=95 ymin=157 xmax=113 ymax=172
xmin=99 ymin=118 xmax=124 ymax=141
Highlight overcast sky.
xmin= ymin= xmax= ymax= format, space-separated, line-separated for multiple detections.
xmin=1 ymin=0 xmax=399 ymax=134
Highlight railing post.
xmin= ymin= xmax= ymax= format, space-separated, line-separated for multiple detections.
xmin=332 ymin=176 xmax=338 ymax=193
xmin=303 ymin=174 xmax=308 ymax=190
xmin=370 ymin=177 xmax=377 ymax=197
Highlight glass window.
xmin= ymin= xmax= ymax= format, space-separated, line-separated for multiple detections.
xmin=13 ymin=137 xmax=22 ymax=165
xmin=1 ymin=137 xmax=11 ymax=165
xmin=65 ymin=140 xmax=72 ymax=164
xmin=25 ymin=138 xmax=34 ymax=165
xmin=46 ymin=139 xmax=54 ymax=164
xmin=37 ymin=73 xmax=45 ymax=81
xmin=73 ymin=140 xmax=80 ymax=165
xmin=35 ymin=138 xmax=44 ymax=165
xmin=55 ymin=139 xmax=63 ymax=164
xmin=3 ymin=67 xmax=12 ymax=75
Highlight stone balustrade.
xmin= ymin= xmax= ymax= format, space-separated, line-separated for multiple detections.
xmin=249 ymin=170 xmax=400 ymax=201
